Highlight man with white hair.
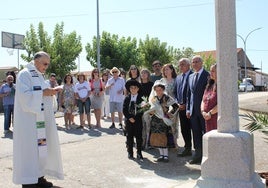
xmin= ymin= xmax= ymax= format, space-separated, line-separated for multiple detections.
xmin=174 ymin=58 xmax=193 ymax=157
xmin=105 ymin=67 xmax=126 ymax=129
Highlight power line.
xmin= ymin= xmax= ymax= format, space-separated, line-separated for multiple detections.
xmin=0 ymin=2 xmax=213 ymax=21
xmin=102 ymin=2 xmax=213 ymax=15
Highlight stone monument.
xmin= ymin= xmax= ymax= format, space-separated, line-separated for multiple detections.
xmin=194 ymin=0 xmax=265 ymax=187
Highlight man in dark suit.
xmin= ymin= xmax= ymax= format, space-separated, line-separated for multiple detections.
xmin=186 ymin=55 xmax=209 ymax=164
xmin=174 ymin=58 xmax=193 ymax=157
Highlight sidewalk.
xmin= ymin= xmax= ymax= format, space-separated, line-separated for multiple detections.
xmin=0 ymin=91 xmax=268 ymax=187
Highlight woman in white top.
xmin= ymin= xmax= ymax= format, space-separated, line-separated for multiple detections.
xmin=101 ymin=71 xmax=110 ymax=119
xmin=74 ymin=73 xmax=91 ymax=129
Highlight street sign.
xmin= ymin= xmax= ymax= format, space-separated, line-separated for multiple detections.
xmin=1 ymin=31 xmax=25 ymax=49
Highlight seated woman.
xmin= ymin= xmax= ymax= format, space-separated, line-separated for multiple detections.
xmin=145 ymin=80 xmax=179 ymax=162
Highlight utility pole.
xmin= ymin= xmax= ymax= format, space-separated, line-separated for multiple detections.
xmin=96 ymin=0 xmax=101 ymax=70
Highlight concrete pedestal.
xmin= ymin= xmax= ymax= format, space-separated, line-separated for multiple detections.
xmin=195 ymin=130 xmax=265 ymax=188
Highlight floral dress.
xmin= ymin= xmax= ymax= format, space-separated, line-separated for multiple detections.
xmin=62 ymin=84 xmax=76 ymax=114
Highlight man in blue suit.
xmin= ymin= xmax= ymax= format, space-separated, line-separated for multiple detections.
xmin=174 ymin=58 xmax=193 ymax=157
xmin=186 ymin=55 xmax=209 ymax=164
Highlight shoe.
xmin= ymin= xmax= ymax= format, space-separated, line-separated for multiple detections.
xmin=128 ymin=153 xmax=134 ymax=159
xmin=189 ymin=157 xmax=202 ymax=164
xmin=156 ymin=156 xmax=164 ymax=162
xmin=109 ymin=123 xmax=115 ymax=129
xmin=37 ymin=176 xmax=53 ymax=187
xmin=137 ymin=153 xmax=144 ymax=161
xmin=65 ymin=124 xmax=71 ymax=130
xmin=4 ymin=130 xmax=10 ymax=134
xmin=177 ymin=149 xmax=192 ymax=157
xmin=22 ymin=184 xmax=38 ymax=188
xmin=163 ymin=156 xmax=169 ymax=163
xmin=76 ymin=125 xmax=84 ymax=129
xmin=118 ymin=123 xmax=123 ymax=129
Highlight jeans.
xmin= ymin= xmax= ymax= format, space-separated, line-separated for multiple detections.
xmin=77 ymin=98 xmax=91 ymax=114
xmin=3 ymin=104 xmax=14 ymax=130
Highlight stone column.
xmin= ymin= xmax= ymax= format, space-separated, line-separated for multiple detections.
xmin=194 ymin=0 xmax=265 ymax=187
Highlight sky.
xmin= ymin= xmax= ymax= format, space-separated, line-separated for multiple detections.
xmin=0 ymin=0 xmax=267 ymax=74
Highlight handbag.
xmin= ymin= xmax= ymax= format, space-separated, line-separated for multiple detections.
xmin=150 ymin=133 xmax=167 ymax=147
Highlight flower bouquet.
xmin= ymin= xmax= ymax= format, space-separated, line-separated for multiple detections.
xmin=137 ymin=96 xmax=151 ymax=113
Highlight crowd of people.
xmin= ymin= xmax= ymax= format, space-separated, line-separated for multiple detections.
xmin=0 ymin=51 xmax=218 ymax=187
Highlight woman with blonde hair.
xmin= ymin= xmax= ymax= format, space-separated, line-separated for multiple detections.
xmin=140 ymin=69 xmax=154 ymax=149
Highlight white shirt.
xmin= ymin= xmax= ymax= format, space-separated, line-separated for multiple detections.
xmin=106 ymin=77 xmax=125 ymax=102
xmin=74 ymin=81 xmax=91 ymax=98
xmin=131 ymin=94 xmax=138 ymax=102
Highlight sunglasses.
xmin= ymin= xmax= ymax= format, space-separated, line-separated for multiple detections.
xmin=112 ymin=71 xmax=118 ymax=74
xmin=130 ymin=68 xmax=137 ymax=70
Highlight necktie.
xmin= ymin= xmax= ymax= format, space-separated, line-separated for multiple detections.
xmin=181 ymin=73 xmax=186 ymax=88
xmin=130 ymin=101 xmax=136 ymax=115
xmin=178 ymin=73 xmax=185 ymax=104
xmin=194 ymin=72 xmax=199 ymax=88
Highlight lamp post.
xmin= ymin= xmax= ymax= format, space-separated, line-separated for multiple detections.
xmin=237 ymin=27 xmax=262 ymax=92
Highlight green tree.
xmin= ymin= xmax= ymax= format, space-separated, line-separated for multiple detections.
xmin=200 ymin=54 xmax=216 ymax=71
xmin=173 ymin=47 xmax=194 ymax=61
xmin=22 ymin=22 xmax=82 ymax=79
xmin=85 ymin=31 xmax=140 ymax=71
xmin=22 ymin=24 xmax=43 ymax=62
xmin=49 ymin=22 xmax=82 ymax=79
xmin=172 ymin=47 xmax=195 ymax=73
xmin=138 ymin=35 xmax=173 ymax=71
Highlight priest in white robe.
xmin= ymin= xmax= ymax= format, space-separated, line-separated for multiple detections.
xmin=13 ymin=51 xmax=64 ymax=188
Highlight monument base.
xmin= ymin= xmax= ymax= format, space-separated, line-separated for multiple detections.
xmin=194 ymin=130 xmax=265 ymax=188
